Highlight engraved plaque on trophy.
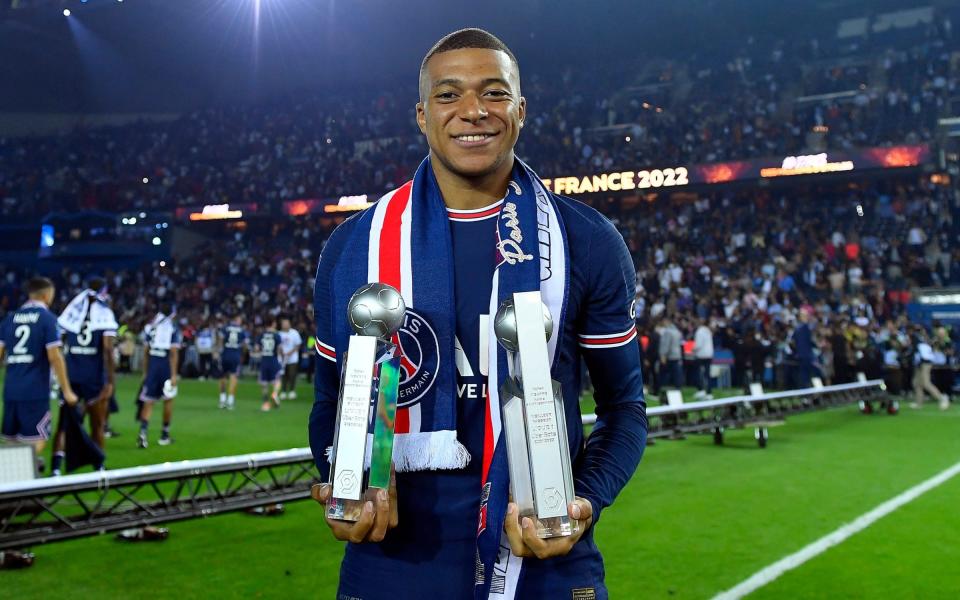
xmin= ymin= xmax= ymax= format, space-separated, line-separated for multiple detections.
xmin=495 ymin=291 xmax=578 ymax=538
xmin=327 ymin=283 xmax=405 ymax=522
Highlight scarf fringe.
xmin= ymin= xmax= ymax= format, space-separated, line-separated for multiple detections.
xmin=325 ymin=431 xmax=471 ymax=473
xmin=393 ymin=430 xmax=471 ymax=472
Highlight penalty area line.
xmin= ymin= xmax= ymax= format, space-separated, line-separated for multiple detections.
xmin=712 ymin=459 xmax=960 ymax=600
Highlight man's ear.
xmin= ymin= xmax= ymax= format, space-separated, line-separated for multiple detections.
xmin=518 ymin=96 xmax=526 ymax=128
xmin=416 ymin=102 xmax=427 ymax=136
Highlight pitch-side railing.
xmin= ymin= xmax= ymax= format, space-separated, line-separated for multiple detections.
xmin=0 ymin=380 xmax=887 ymax=551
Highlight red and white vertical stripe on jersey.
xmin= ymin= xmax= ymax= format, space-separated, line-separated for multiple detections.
xmin=578 ymin=325 xmax=638 ymax=349
xmin=315 ymin=339 xmax=336 ymax=362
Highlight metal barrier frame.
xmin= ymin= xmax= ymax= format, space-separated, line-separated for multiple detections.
xmin=0 ymin=381 xmax=887 ymax=551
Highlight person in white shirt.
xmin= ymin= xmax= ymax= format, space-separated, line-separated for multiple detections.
xmin=278 ymin=318 xmax=302 ymax=400
xmin=911 ymin=333 xmax=948 ymax=410
xmin=692 ymin=319 xmax=715 ymax=400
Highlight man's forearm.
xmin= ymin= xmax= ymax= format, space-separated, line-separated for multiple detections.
xmin=103 ymin=337 xmax=116 ymax=386
xmin=574 ymin=402 xmax=647 ymax=522
xmin=48 ymin=348 xmax=74 ymax=396
xmin=169 ymin=348 xmax=179 ymax=383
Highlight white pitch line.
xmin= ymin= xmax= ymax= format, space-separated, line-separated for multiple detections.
xmin=713 ymin=459 xmax=960 ymax=600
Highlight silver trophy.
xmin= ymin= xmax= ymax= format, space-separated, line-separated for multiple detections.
xmin=327 ymin=283 xmax=406 ymax=522
xmin=495 ymin=291 xmax=578 ymax=538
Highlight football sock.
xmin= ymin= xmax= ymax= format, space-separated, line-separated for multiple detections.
xmin=51 ymin=452 xmax=65 ymax=473
xmin=139 ymin=419 xmax=149 ymax=435
xmin=161 ymin=422 xmax=170 ymax=437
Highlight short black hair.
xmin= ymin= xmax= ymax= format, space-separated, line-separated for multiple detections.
xmin=419 ymin=28 xmax=519 ymax=98
xmin=25 ymin=276 xmax=54 ymax=296
xmin=87 ymin=276 xmax=106 ymax=293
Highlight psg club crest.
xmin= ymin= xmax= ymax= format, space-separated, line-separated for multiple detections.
xmin=395 ymin=309 xmax=440 ymax=408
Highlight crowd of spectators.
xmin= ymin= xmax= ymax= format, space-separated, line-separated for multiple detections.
xmin=1 ymin=171 xmax=957 ymax=402
xmin=1 ymin=17 xmax=956 ymax=220
xmin=593 ymin=176 xmax=959 ymax=401
xmin=1 ymin=16 xmax=958 ymax=401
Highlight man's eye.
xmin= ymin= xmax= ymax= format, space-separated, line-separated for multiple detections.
xmin=485 ymin=90 xmax=509 ymax=97
xmin=436 ymin=92 xmax=457 ymax=100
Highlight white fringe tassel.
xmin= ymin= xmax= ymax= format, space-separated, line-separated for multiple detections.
xmin=392 ymin=430 xmax=471 ymax=472
xmin=325 ymin=431 xmax=470 ymax=473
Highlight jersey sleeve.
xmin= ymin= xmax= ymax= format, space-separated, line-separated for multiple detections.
xmin=309 ymin=220 xmax=354 ymax=480
xmin=574 ymin=216 xmax=647 ymax=524
xmin=43 ymin=311 xmax=62 ymax=348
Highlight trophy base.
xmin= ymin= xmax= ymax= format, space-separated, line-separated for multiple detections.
xmin=528 ymin=513 xmax=578 ymax=539
xmin=327 ymin=497 xmax=365 ymax=522
xmin=327 ymin=487 xmax=384 ymax=522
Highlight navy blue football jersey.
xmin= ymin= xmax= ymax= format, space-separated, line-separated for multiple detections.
xmin=258 ymin=330 xmax=282 ymax=363
xmin=311 ymin=187 xmax=647 ymax=596
xmin=1 ymin=301 xmax=61 ymax=404
xmin=221 ymin=325 xmax=248 ymax=360
xmin=145 ymin=314 xmax=182 ymax=360
xmin=64 ymin=321 xmax=115 ymax=388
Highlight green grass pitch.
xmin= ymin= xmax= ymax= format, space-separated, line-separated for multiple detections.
xmin=2 ymin=375 xmax=959 ymax=598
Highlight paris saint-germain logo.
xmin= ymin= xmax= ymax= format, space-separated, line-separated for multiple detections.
xmin=395 ymin=309 xmax=440 ymax=408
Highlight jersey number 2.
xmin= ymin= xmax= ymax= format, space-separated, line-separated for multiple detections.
xmin=13 ymin=325 xmax=30 ymax=354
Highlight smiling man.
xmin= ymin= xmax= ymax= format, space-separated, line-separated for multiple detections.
xmin=310 ymin=28 xmax=647 ymax=599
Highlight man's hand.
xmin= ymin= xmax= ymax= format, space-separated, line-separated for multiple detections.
xmin=504 ymin=497 xmax=593 ymax=559
xmin=62 ymin=388 xmax=79 ymax=407
xmin=311 ymin=469 xmax=398 ymax=543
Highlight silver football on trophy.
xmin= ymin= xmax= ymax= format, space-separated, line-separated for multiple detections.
xmin=348 ymin=283 xmax=406 ymax=338
xmin=494 ymin=296 xmax=553 ymax=352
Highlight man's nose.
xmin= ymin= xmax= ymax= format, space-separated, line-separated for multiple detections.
xmin=458 ymin=92 xmax=488 ymax=123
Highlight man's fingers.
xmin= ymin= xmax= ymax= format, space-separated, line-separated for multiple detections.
xmin=346 ymin=501 xmax=376 ymax=543
xmin=368 ymin=488 xmax=391 ymax=542
xmin=520 ymin=516 xmax=552 ymax=558
xmin=569 ymin=498 xmax=593 ymax=522
xmin=311 ymin=483 xmax=329 ymax=504
xmin=503 ymin=503 xmax=529 ymax=558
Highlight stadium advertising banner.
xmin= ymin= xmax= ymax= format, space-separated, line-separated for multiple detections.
xmin=283 ymin=195 xmax=374 ymax=216
xmin=174 ymin=203 xmax=259 ymax=221
xmin=274 ymin=144 xmax=932 ymax=215
xmin=540 ymin=144 xmax=930 ymax=195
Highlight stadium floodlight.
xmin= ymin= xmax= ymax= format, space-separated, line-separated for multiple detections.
xmin=63 ymin=9 xmax=71 ymax=16
xmin=152 ymin=237 xmax=162 ymax=246
xmin=142 ymin=177 xmax=149 ymax=184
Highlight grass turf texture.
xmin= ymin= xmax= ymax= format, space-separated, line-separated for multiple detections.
xmin=2 ymin=375 xmax=959 ymax=599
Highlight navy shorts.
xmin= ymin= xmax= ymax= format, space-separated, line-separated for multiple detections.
xmin=220 ymin=355 xmax=242 ymax=377
xmin=259 ymin=360 xmax=282 ymax=384
xmin=2 ymin=401 xmax=52 ymax=442
xmin=71 ymin=381 xmax=106 ymax=406
xmin=140 ymin=364 xmax=171 ymax=403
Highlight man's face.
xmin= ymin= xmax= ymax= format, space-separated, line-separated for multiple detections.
xmin=417 ymin=48 xmax=525 ymax=180
xmin=281 ymin=319 xmax=290 ymax=331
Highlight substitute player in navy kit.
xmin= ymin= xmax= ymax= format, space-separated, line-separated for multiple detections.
xmin=257 ymin=318 xmax=284 ymax=412
xmin=309 ymin=29 xmax=646 ymax=599
xmin=51 ymin=278 xmax=117 ymax=475
xmin=138 ymin=303 xmax=180 ymax=448
xmin=0 ymin=278 xmax=78 ymax=459
xmin=218 ymin=315 xmax=247 ymax=410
